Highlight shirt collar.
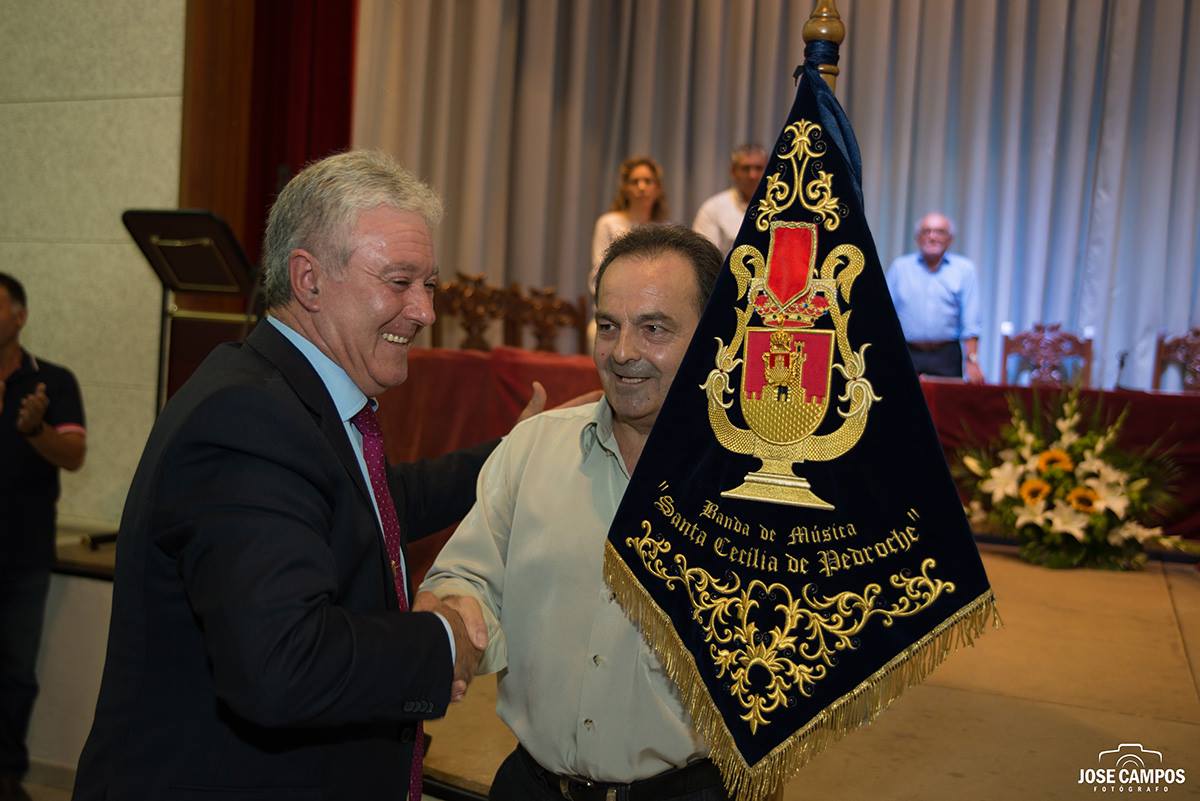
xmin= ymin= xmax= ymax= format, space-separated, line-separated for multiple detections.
xmin=917 ymin=252 xmax=950 ymax=271
xmin=267 ymin=315 xmax=369 ymax=421
xmin=1 ymin=349 xmax=33 ymax=384
xmin=12 ymin=349 xmax=38 ymax=376
xmin=579 ymin=396 xmax=621 ymax=461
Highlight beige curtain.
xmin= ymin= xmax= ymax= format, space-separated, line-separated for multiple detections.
xmin=354 ymin=0 xmax=1200 ymax=390
xmin=354 ymin=0 xmax=810 ymax=296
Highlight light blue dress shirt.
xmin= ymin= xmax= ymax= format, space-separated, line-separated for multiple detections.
xmin=884 ymin=252 xmax=982 ymax=342
xmin=266 ymin=316 xmax=454 ymax=658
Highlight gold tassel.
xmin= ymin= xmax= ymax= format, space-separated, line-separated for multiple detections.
xmin=604 ymin=542 xmax=1001 ymax=801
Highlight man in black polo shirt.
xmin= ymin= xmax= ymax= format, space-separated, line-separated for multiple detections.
xmin=0 ymin=272 xmax=86 ymax=801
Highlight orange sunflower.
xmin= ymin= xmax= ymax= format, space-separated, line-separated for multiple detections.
xmin=1019 ymin=478 xmax=1052 ymax=505
xmin=1066 ymin=486 xmax=1100 ymax=513
xmin=1037 ymin=448 xmax=1074 ymax=474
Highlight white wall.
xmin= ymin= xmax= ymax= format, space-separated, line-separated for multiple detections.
xmin=26 ymin=574 xmax=112 ymax=779
xmin=0 ymin=0 xmax=186 ymax=529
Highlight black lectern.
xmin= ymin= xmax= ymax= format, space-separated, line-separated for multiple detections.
xmin=122 ymin=210 xmax=258 ymax=409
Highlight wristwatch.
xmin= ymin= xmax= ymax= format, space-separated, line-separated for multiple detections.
xmin=966 ymin=352 xmax=980 ymax=365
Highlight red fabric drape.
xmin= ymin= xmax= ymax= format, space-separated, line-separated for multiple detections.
xmin=243 ymin=0 xmax=357 ymax=266
xmin=380 ymin=349 xmax=1200 ymax=586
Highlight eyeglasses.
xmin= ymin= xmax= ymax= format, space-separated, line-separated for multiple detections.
xmin=918 ymin=227 xmax=951 ymax=236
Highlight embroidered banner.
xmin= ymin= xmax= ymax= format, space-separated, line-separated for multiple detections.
xmin=604 ymin=62 xmax=998 ymax=801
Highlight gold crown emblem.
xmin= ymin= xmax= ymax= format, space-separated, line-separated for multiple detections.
xmin=755 ymin=290 xmax=830 ymax=328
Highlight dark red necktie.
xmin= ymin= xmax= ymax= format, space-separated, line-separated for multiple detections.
xmin=351 ymin=403 xmax=424 ymax=801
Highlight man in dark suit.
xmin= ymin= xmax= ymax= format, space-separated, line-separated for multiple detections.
xmin=74 ymin=151 xmax=503 ymax=800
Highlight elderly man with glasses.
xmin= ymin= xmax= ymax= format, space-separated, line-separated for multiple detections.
xmin=885 ymin=212 xmax=984 ymax=383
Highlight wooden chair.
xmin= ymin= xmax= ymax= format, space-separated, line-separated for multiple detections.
xmin=431 ymin=273 xmax=516 ymax=351
xmin=431 ymin=274 xmax=589 ymax=353
xmin=512 ymin=287 xmax=590 ymax=354
xmin=1152 ymin=327 xmax=1200 ymax=391
xmin=1001 ymin=322 xmax=1093 ymax=387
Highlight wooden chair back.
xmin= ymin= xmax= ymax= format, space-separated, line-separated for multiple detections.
xmin=1001 ymin=323 xmax=1093 ymax=387
xmin=431 ymin=273 xmax=589 ymax=354
xmin=1152 ymin=328 xmax=1200 ymax=392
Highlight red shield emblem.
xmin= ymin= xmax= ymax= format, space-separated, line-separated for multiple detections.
xmin=762 ymin=222 xmax=818 ymax=310
xmin=740 ymin=327 xmax=834 ymax=444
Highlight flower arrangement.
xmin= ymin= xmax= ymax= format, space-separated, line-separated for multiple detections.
xmin=957 ymin=390 xmax=1191 ymax=570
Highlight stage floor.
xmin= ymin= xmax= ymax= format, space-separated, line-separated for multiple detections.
xmin=421 ymin=544 xmax=1200 ymax=800
xmin=26 ymin=544 xmax=1199 ymax=801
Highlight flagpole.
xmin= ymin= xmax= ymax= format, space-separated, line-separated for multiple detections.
xmin=769 ymin=7 xmax=843 ymax=801
xmin=802 ymin=0 xmax=845 ymax=91
xmin=774 ymin=11 xmax=845 ymax=798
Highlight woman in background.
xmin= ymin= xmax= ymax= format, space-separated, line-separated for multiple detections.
xmin=589 ymin=156 xmax=669 ymax=294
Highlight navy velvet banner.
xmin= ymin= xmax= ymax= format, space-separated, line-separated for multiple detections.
xmin=604 ymin=64 xmax=997 ymax=801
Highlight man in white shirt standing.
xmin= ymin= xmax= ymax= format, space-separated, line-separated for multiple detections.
xmin=691 ymin=143 xmax=768 ymax=255
xmin=421 ymin=225 xmax=732 ymax=801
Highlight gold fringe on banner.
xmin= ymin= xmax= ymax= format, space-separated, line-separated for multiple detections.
xmin=603 ymin=541 xmax=1001 ymax=801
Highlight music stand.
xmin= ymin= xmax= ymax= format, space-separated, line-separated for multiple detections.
xmin=122 ymin=210 xmax=258 ymax=409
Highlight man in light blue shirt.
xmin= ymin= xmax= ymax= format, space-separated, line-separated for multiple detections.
xmin=885 ymin=212 xmax=984 ymax=382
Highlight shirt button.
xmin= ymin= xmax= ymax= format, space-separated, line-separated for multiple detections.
xmin=592 ymin=654 xmax=603 ymax=666
xmin=583 ymin=719 xmax=594 ymax=730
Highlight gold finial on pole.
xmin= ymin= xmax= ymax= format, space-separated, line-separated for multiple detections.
xmin=802 ymin=0 xmax=845 ymax=90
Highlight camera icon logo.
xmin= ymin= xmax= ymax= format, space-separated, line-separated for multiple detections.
xmin=1097 ymin=743 xmax=1163 ymax=770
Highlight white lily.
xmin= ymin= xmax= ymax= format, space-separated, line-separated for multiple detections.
xmin=1075 ymin=453 xmax=1127 ymax=498
xmin=1085 ymin=477 xmax=1130 ymax=519
xmin=1075 ymin=451 xmax=1104 ymax=478
xmin=981 ymin=461 xmax=1024 ymax=504
xmin=1047 ymin=501 xmax=1091 ymax=543
xmin=1014 ymin=420 xmax=1038 ymax=462
xmin=1097 ymin=462 xmax=1128 ymax=487
xmin=1014 ymin=500 xmax=1048 ymax=529
xmin=1093 ymin=422 xmax=1120 ymax=456
xmin=1108 ymin=520 xmax=1162 ymax=545
xmin=1054 ymin=411 xmax=1081 ymax=448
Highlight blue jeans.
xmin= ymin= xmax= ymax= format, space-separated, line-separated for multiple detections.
xmin=0 ymin=568 xmax=50 ymax=778
xmin=488 ymin=747 xmax=731 ymax=801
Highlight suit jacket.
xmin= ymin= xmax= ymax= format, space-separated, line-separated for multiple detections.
xmin=73 ymin=322 xmax=495 ymax=801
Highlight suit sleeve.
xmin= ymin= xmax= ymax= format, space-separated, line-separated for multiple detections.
xmin=387 ymin=439 xmax=498 ymax=540
xmin=157 ymin=386 xmax=454 ymax=729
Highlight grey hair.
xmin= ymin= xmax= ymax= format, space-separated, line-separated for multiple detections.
xmin=730 ymin=143 xmax=767 ymax=165
xmin=913 ymin=212 xmax=957 ymax=239
xmin=261 ymin=150 xmax=443 ymax=308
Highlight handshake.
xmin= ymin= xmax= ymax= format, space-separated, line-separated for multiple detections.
xmin=414 ymin=591 xmax=488 ymax=702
